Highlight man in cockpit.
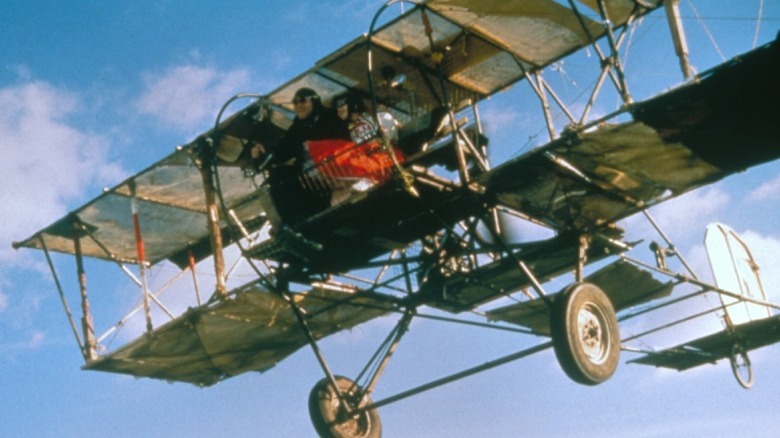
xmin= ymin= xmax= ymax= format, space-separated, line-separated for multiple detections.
xmin=251 ymin=87 xmax=350 ymax=224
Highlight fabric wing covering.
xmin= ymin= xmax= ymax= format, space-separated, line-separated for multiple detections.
xmin=84 ymin=283 xmax=391 ymax=386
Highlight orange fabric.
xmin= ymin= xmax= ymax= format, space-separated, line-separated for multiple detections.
xmin=307 ymin=139 xmax=405 ymax=182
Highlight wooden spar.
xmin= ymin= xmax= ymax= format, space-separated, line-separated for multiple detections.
xmin=72 ymin=219 xmax=97 ymax=361
xmin=199 ymin=140 xmax=228 ymax=298
xmin=665 ymin=0 xmax=692 ymax=80
xmin=129 ymin=180 xmax=153 ymax=332
xmin=188 ymin=248 xmax=202 ymax=306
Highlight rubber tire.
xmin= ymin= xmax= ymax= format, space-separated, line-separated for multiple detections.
xmin=309 ymin=376 xmax=382 ymax=438
xmin=730 ymin=347 xmax=754 ymax=389
xmin=551 ymin=282 xmax=620 ymax=385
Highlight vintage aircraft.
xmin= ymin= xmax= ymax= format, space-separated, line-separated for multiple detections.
xmin=12 ymin=1 xmax=780 ymax=436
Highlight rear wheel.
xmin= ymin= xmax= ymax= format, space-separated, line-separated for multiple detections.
xmin=309 ymin=376 xmax=382 ymax=438
xmin=551 ymin=282 xmax=620 ymax=385
xmin=730 ymin=346 xmax=753 ymax=389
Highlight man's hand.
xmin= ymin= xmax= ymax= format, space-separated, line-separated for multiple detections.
xmin=250 ymin=143 xmax=266 ymax=159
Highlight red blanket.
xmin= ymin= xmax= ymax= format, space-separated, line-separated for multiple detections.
xmin=307 ymin=139 xmax=405 ymax=182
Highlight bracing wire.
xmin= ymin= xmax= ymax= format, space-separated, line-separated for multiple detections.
xmin=753 ymin=0 xmax=764 ymax=48
xmin=686 ymin=0 xmax=726 ymax=61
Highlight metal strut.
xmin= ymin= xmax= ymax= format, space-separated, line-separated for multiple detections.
xmin=641 ymin=209 xmax=699 ymax=280
xmin=39 ymin=235 xmax=85 ymax=357
xmin=356 ymin=310 xmax=415 ymax=398
xmin=275 ymin=272 xmax=351 ymax=410
xmin=567 ymin=0 xmax=633 ymax=105
xmin=366 ymin=0 xmax=423 ymax=197
xmin=482 ymin=212 xmax=551 ymax=304
xmin=352 ymin=341 xmax=553 ymax=415
xmin=595 ymin=0 xmax=633 ymax=104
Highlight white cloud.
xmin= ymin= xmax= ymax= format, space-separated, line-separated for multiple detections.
xmin=0 ymin=80 xmax=125 ymax=263
xmin=0 ymin=77 xmax=121 ymax=357
xmin=653 ymin=187 xmax=729 ymax=232
xmin=135 ymin=64 xmax=252 ymax=132
xmin=621 ymin=187 xmax=730 ymax=245
xmin=26 ymin=331 xmax=45 ymax=349
xmin=0 ymin=330 xmax=47 ymax=358
xmin=747 ymin=173 xmax=780 ymax=202
xmin=481 ymin=105 xmax=520 ymax=136
xmin=1 ymin=65 xmax=252 ymax=354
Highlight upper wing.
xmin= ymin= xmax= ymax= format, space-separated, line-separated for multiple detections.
xmin=13 ymin=146 xmax=266 ymax=267
xmin=264 ymin=0 xmax=663 ymax=125
xmin=483 ymin=38 xmax=780 ymax=232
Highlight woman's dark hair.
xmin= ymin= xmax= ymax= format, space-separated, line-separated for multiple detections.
xmin=334 ymin=92 xmax=365 ymax=115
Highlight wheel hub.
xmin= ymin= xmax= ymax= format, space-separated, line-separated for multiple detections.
xmin=330 ymin=394 xmax=372 ymax=436
xmin=578 ymin=304 xmax=608 ymax=364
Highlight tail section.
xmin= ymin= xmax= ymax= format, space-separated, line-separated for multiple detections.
xmin=704 ymin=223 xmax=772 ymax=325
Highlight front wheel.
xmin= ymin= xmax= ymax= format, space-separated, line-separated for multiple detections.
xmin=551 ymin=282 xmax=620 ymax=385
xmin=309 ymin=376 xmax=382 ymax=438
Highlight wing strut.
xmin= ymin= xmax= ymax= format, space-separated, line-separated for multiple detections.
xmin=665 ymin=0 xmax=693 ymax=79
xmin=39 ymin=235 xmax=85 ymax=358
xmin=566 ymin=0 xmax=632 ymax=106
xmin=188 ymin=248 xmax=203 ymax=306
xmin=72 ymin=218 xmax=98 ymax=361
xmin=594 ymin=0 xmax=632 ymax=103
xmin=129 ymin=180 xmax=153 ymax=332
xmin=199 ymin=139 xmax=229 ymax=298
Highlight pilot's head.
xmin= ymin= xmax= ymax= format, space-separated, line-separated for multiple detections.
xmin=292 ymin=87 xmax=320 ymax=120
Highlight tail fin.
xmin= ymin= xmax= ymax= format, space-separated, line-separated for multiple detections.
xmin=704 ymin=223 xmax=772 ymax=325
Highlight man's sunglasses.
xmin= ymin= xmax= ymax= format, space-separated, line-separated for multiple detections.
xmin=292 ymin=96 xmax=312 ymax=104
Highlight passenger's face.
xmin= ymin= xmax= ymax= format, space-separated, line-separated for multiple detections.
xmin=293 ymin=96 xmax=314 ymax=119
xmin=337 ymin=104 xmax=348 ymax=120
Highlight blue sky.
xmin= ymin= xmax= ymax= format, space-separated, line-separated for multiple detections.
xmin=2 ymin=1 xmax=780 ymax=437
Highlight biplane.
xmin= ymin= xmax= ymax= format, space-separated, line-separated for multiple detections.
xmin=12 ymin=1 xmax=780 ymax=436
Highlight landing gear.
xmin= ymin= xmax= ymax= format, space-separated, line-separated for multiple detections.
xmin=551 ymin=282 xmax=620 ymax=385
xmin=309 ymin=376 xmax=382 ymax=438
xmin=729 ymin=345 xmax=754 ymax=389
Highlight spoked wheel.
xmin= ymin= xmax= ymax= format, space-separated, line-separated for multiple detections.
xmin=551 ymin=282 xmax=620 ymax=385
xmin=729 ymin=345 xmax=754 ymax=389
xmin=309 ymin=376 xmax=382 ymax=438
